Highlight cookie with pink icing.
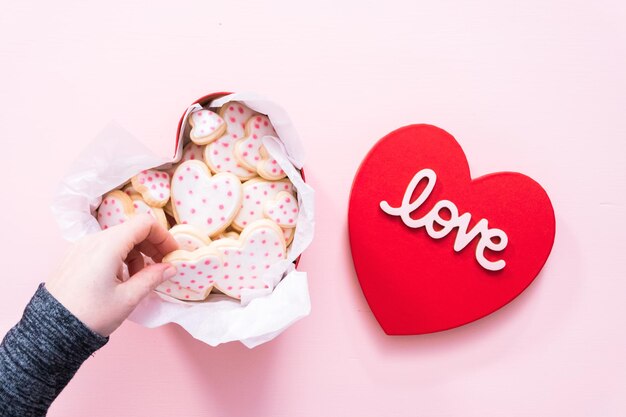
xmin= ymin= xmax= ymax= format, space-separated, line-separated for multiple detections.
xmin=131 ymin=169 xmax=171 ymax=207
xmin=232 ymin=178 xmax=294 ymax=231
xmin=159 ymin=247 xmax=224 ymax=301
xmin=257 ymin=145 xmax=286 ymax=180
xmin=171 ymin=160 xmax=243 ymax=238
xmin=204 ymin=102 xmax=258 ymax=180
xmin=156 ymin=279 xmax=205 ymax=301
xmin=131 ymin=195 xmax=168 ymax=229
xmin=189 ymin=108 xmax=226 ymax=145
xmin=208 ymin=219 xmax=287 ymax=300
xmin=169 ymin=224 xmax=211 ymax=251
xmin=97 ymin=190 xmax=135 ymax=230
xmin=264 ymin=191 xmax=298 ymax=228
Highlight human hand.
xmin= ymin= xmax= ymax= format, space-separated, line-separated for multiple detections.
xmin=46 ymin=214 xmax=179 ymax=337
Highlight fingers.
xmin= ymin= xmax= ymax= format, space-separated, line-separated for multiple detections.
xmin=126 ymin=248 xmax=145 ymax=276
xmin=121 ymin=263 xmax=177 ymax=306
xmin=111 ymin=214 xmax=178 ymax=258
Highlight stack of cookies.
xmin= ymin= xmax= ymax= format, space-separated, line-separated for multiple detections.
xmin=94 ymin=101 xmax=299 ymax=302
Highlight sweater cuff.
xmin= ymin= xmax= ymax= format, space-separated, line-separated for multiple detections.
xmin=29 ymin=283 xmax=109 ymax=357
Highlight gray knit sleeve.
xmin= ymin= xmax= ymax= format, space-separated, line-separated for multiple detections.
xmin=0 ymin=284 xmax=108 ymax=416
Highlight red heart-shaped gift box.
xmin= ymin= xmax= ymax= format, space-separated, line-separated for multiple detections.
xmin=349 ymin=124 xmax=555 ymax=335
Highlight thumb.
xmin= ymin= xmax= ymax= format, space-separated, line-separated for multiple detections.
xmin=121 ymin=263 xmax=177 ymax=305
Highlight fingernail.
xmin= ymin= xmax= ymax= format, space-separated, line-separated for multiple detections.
xmin=162 ymin=266 xmax=177 ymax=280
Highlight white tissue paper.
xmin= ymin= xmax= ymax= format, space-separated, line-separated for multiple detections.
xmin=51 ymin=93 xmax=315 ymax=348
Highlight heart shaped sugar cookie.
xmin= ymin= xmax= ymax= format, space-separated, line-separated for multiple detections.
xmin=232 ymin=178 xmax=294 ymax=230
xmin=264 ymin=191 xmax=298 ymax=228
xmin=131 ymin=169 xmax=171 ymax=207
xmin=209 ymin=219 xmax=287 ymax=300
xmin=159 ymin=247 xmax=224 ymax=301
xmin=97 ymin=190 xmax=135 ymax=230
xmin=169 ymin=224 xmax=211 ymax=251
xmin=189 ymin=109 xmax=226 ymax=145
xmin=171 ymin=160 xmax=242 ymax=238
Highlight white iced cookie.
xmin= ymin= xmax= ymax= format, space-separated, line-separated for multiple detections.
xmin=97 ymin=190 xmax=135 ymax=230
xmin=189 ymin=108 xmax=226 ymax=145
xmin=171 ymin=160 xmax=243 ymax=238
xmin=204 ymin=102 xmax=257 ymax=180
xmin=264 ymin=191 xmax=298 ymax=228
xmin=169 ymin=224 xmax=211 ymax=251
xmin=131 ymin=195 xmax=168 ymax=229
xmin=234 ymin=115 xmax=286 ymax=180
xmin=158 ymin=247 xmax=224 ymax=301
xmin=131 ymin=169 xmax=171 ymax=207
xmin=209 ymin=219 xmax=287 ymax=300
xmin=257 ymin=145 xmax=286 ymax=180
xmin=232 ymin=178 xmax=294 ymax=231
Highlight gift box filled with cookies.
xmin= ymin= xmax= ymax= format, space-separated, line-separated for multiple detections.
xmin=52 ymin=92 xmax=315 ymax=347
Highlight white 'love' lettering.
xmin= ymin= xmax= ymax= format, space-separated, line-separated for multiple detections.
xmin=379 ymin=168 xmax=508 ymax=271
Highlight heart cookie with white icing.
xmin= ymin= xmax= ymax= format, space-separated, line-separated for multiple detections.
xmin=232 ymin=178 xmax=294 ymax=230
xmin=131 ymin=169 xmax=171 ymax=207
xmin=264 ymin=191 xmax=298 ymax=228
xmin=189 ymin=109 xmax=226 ymax=144
xmin=158 ymin=247 xmax=224 ymax=301
xmin=171 ymin=160 xmax=242 ymax=238
xmin=97 ymin=190 xmax=135 ymax=230
xmin=209 ymin=219 xmax=287 ymax=300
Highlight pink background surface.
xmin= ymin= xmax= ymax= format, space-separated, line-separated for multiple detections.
xmin=1 ymin=1 xmax=625 ymax=416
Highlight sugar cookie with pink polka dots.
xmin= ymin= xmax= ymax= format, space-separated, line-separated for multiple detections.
xmin=264 ymin=191 xmax=299 ymax=228
xmin=158 ymin=247 xmax=224 ymax=301
xmin=232 ymin=178 xmax=294 ymax=231
xmin=156 ymin=279 xmax=205 ymax=301
xmin=171 ymin=160 xmax=243 ymax=238
xmin=189 ymin=109 xmax=226 ymax=145
xmin=204 ymin=102 xmax=257 ymax=180
xmin=131 ymin=195 xmax=168 ymax=229
xmin=169 ymin=224 xmax=211 ymax=251
xmin=257 ymin=145 xmax=286 ymax=180
xmin=96 ymin=190 xmax=135 ymax=230
xmin=131 ymin=169 xmax=171 ymax=208
xmin=208 ymin=219 xmax=287 ymax=300
xmin=234 ymin=115 xmax=280 ymax=173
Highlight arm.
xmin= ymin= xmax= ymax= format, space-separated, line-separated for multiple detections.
xmin=0 ymin=285 xmax=108 ymax=416
xmin=0 ymin=215 xmax=178 ymax=416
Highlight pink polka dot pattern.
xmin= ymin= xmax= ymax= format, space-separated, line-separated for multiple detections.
xmin=169 ymin=224 xmax=211 ymax=251
xmin=219 ymin=101 xmax=258 ymax=141
xmin=209 ymin=219 xmax=286 ymax=300
xmin=232 ymin=179 xmax=294 ymax=230
xmin=131 ymin=196 xmax=168 ymax=229
xmin=204 ymin=134 xmax=257 ymax=180
xmin=171 ymin=160 xmax=242 ymax=237
xmin=156 ymin=271 xmax=213 ymax=301
xmin=234 ymin=115 xmax=277 ymax=171
xmin=257 ymin=145 xmax=287 ymax=180
xmin=189 ymin=109 xmax=226 ymax=144
xmin=158 ymin=248 xmax=223 ymax=301
xmin=131 ymin=169 xmax=171 ymax=207
xmin=264 ymin=191 xmax=299 ymax=228
xmin=96 ymin=190 xmax=135 ymax=230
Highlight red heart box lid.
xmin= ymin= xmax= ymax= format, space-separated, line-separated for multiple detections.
xmin=348 ymin=124 xmax=556 ymax=335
